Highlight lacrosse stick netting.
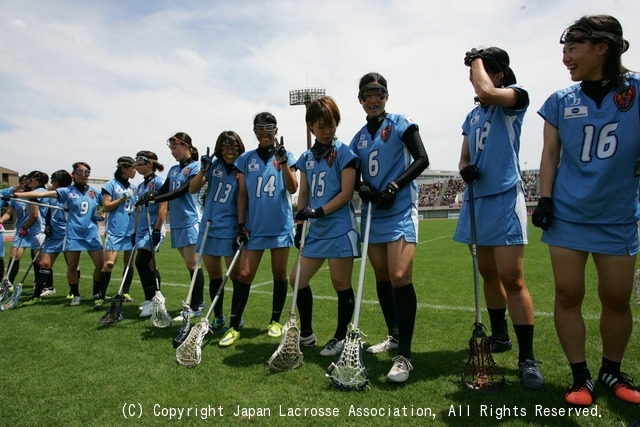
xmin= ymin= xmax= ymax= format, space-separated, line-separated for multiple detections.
xmin=268 ymin=221 xmax=308 ymax=372
xmin=461 ymin=182 xmax=505 ymax=392
xmin=176 ymin=243 xmax=243 ymax=367
xmin=327 ymin=203 xmax=372 ymax=390
xmin=2 ymin=236 xmax=45 ymax=311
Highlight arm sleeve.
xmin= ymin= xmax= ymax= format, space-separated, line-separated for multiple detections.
xmin=153 ymin=176 xmax=194 ymax=203
xmin=394 ymin=125 xmax=430 ymax=188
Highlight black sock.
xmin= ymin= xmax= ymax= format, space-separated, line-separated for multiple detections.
xmin=570 ymin=361 xmax=592 ymax=383
xmin=271 ymin=279 xmax=288 ymax=323
xmin=487 ymin=307 xmax=509 ymax=338
xmin=209 ymin=278 xmax=224 ymax=317
xmin=0 ymin=258 xmax=4 ymax=278
xmin=335 ymin=287 xmax=355 ymax=340
xmin=230 ymin=281 xmax=251 ymax=329
xmin=513 ymin=324 xmax=535 ymax=363
xmin=122 ymin=266 xmax=134 ymax=294
xmin=99 ymin=271 xmax=111 ymax=299
xmin=8 ymin=259 xmax=19 ymax=284
xmin=70 ymin=283 xmax=80 ymax=297
xmin=599 ymin=357 xmax=621 ymax=376
xmin=297 ymin=286 xmax=313 ymax=333
xmin=393 ymin=284 xmax=416 ymax=359
xmin=33 ymin=268 xmax=52 ymax=298
xmin=376 ymin=280 xmax=398 ymax=337
xmin=189 ymin=268 xmax=205 ymax=311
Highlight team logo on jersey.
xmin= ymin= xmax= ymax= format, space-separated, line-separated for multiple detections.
xmin=563 ymin=106 xmax=588 ymax=119
xmin=305 ymin=160 xmax=315 ymax=170
xmin=273 ymin=159 xmax=282 ymax=171
xmin=88 ymin=190 xmax=96 ymax=199
xmin=326 ymin=148 xmax=336 ymax=167
xmin=614 ymin=86 xmax=635 ymax=112
xmin=181 ymin=169 xmax=190 ymax=179
xmin=212 ymin=168 xmax=223 ymax=178
xmin=380 ymin=125 xmax=392 ymax=142
xmin=357 ymin=135 xmax=368 ymax=149
xmin=248 ymin=162 xmax=260 ymax=172
xmin=470 ymin=113 xmax=480 ymax=126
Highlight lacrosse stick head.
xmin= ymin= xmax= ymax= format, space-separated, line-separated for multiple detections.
xmin=1 ymin=284 xmax=22 ymax=311
xmin=268 ymin=312 xmax=303 ymax=372
xmin=327 ymin=328 xmax=369 ymax=391
xmin=172 ymin=302 xmax=191 ymax=348
xmin=99 ymin=295 xmax=124 ymax=325
xmin=0 ymin=279 xmax=12 ymax=303
xmin=461 ymin=323 xmax=505 ymax=392
xmin=176 ymin=320 xmax=208 ymax=367
xmin=150 ymin=291 xmax=173 ymax=329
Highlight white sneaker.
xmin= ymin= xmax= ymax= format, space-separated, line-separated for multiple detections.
xmin=387 ymin=355 xmax=413 ymax=383
xmin=70 ymin=296 xmax=82 ymax=306
xmin=366 ymin=335 xmax=399 ymax=354
xmin=319 ymin=338 xmax=344 ymax=356
xmin=299 ymin=333 xmax=316 ymax=347
xmin=40 ymin=287 xmax=56 ymax=297
xmin=139 ymin=300 xmax=153 ymax=317
xmin=138 ymin=300 xmax=151 ymax=311
xmin=172 ymin=309 xmax=202 ymax=322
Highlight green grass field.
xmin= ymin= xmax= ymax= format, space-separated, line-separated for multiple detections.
xmin=2 ymin=219 xmax=639 ymax=426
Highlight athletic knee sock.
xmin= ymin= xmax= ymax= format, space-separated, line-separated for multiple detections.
xmin=376 ymin=280 xmax=398 ymax=338
xmin=271 ymin=279 xmax=288 ymax=323
xmin=570 ymin=361 xmax=592 ymax=382
xmin=189 ymin=268 xmax=205 ymax=311
xmin=33 ymin=268 xmax=52 ymax=298
xmin=335 ymin=287 xmax=355 ymax=340
xmin=393 ymin=283 xmax=417 ymax=359
xmin=0 ymin=258 xmax=4 ymax=278
xmin=122 ymin=266 xmax=134 ymax=294
xmin=209 ymin=278 xmax=224 ymax=317
xmin=487 ymin=307 xmax=509 ymax=338
xmin=70 ymin=283 xmax=80 ymax=297
xmin=92 ymin=280 xmax=101 ymax=299
xmin=513 ymin=324 xmax=535 ymax=363
xmin=8 ymin=260 xmax=19 ymax=284
xmin=99 ymin=271 xmax=112 ymax=299
xmin=230 ymin=281 xmax=251 ymax=329
xmin=296 ymin=286 xmax=313 ymax=335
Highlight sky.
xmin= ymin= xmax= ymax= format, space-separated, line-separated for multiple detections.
xmin=2 ymin=0 xmax=640 ymax=182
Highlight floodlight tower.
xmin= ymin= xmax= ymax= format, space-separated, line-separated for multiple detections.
xmin=289 ymin=88 xmax=326 ymax=149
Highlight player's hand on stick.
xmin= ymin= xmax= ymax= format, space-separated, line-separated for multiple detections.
xmin=357 ymin=181 xmax=378 ymax=204
xmin=152 ymin=229 xmax=161 ymax=246
xmin=295 ymin=207 xmax=325 ymax=221
xmin=460 ymin=165 xmax=480 ymax=183
xmin=135 ymin=191 xmax=156 ymax=207
xmin=233 ymin=223 xmax=249 ymax=251
xmin=532 ymin=197 xmax=553 ymax=230
xmin=294 ymin=223 xmax=303 ymax=249
xmin=376 ymin=183 xmax=399 ymax=210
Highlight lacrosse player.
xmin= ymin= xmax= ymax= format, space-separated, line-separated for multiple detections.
xmin=20 ymin=170 xmax=73 ymax=305
xmin=220 ymin=112 xmax=298 ymax=347
xmin=293 ymin=96 xmax=359 ymax=356
xmin=534 ymin=15 xmax=640 ymax=406
xmin=132 ymin=151 xmax=167 ymax=317
xmin=95 ymin=156 xmax=137 ymax=310
xmin=453 ymin=46 xmax=543 ymax=390
xmin=16 ymin=162 xmax=105 ymax=307
xmin=349 ymin=72 xmax=429 ymax=383
xmin=189 ymin=131 xmax=245 ymax=331
xmin=135 ymin=133 xmax=204 ymax=319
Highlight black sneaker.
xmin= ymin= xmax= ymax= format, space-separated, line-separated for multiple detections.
xmin=488 ymin=335 xmax=512 ymax=353
xmin=518 ymin=359 xmax=544 ymax=390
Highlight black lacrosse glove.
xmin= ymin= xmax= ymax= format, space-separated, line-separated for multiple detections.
xmin=130 ymin=233 xmax=136 ymax=246
xmin=233 ymin=223 xmax=249 ymax=251
xmin=376 ymin=183 xmax=398 ymax=210
xmin=460 ymin=165 xmax=480 ymax=183
xmin=152 ymin=229 xmax=161 ymax=246
xmin=200 ymin=147 xmax=213 ymax=173
xmin=44 ymin=225 xmax=53 ymax=238
xmin=135 ymin=191 xmax=156 ymax=207
xmin=294 ymin=223 xmax=304 ymax=249
xmin=532 ymin=197 xmax=554 ymax=230
xmin=91 ymin=215 xmax=104 ymax=223
xmin=275 ymin=137 xmax=289 ymax=165
xmin=0 ymin=193 xmax=15 ymax=201
xmin=464 ymin=48 xmax=484 ymax=66
xmin=358 ymin=181 xmax=378 ymax=204
xmin=295 ymin=207 xmax=325 ymax=221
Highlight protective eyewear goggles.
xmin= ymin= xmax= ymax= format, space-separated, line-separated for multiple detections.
xmin=253 ymin=124 xmax=277 ymax=136
xmin=358 ymin=84 xmax=388 ymax=102
xmin=135 ymin=156 xmax=152 ymax=165
xmin=73 ymin=168 xmax=91 ymax=176
xmin=221 ymin=140 xmax=240 ymax=152
xmin=167 ymin=137 xmax=188 ymax=148
xmin=560 ymin=25 xmax=629 ymax=53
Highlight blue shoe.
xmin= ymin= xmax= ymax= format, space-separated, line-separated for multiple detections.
xmin=208 ymin=315 xmax=226 ymax=332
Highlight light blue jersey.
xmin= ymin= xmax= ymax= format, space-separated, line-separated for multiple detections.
xmin=135 ymin=174 xmax=166 ymax=239
xmin=350 ymin=113 xmax=420 ymax=219
xmin=296 ymin=139 xmax=358 ymax=239
xmin=236 ymin=149 xmax=296 ymax=238
xmin=538 ymin=73 xmax=640 ymax=224
xmin=56 ymin=185 xmax=103 ymax=241
xmin=102 ymin=179 xmax=135 ymax=237
xmin=163 ymin=161 xmax=202 ymax=230
xmin=461 ymin=84 xmax=527 ymax=199
xmin=202 ymin=159 xmax=239 ymax=239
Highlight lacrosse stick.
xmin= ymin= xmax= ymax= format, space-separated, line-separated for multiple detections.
xmin=10 ymin=198 xmax=65 ymax=211
xmin=0 ymin=236 xmax=23 ymax=303
xmin=327 ymin=203 xmax=371 ymax=391
xmin=633 ymin=268 xmax=640 ymax=305
xmin=99 ymin=208 xmax=140 ymax=325
xmin=145 ymin=206 xmax=173 ymax=329
xmin=176 ymin=242 xmax=243 ymax=367
xmin=2 ymin=236 xmax=45 ymax=311
xmin=268 ymin=220 xmax=308 ymax=372
xmin=461 ymin=182 xmax=505 ymax=391
xmin=172 ymin=220 xmax=212 ymax=347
